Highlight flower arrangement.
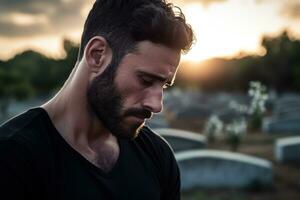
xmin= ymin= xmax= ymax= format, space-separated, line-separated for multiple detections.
xmin=202 ymin=81 xmax=268 ymax=151
xmin=248 ymin=81 xmax=268 ymax=130
xmin=203 ymin=115 xmax=223 ymax=143
xmin=224 ymin=119 xmax=247 ymax=151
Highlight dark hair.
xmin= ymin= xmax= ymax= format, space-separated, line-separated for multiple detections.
xmin=78 ymin=0 xmax=194 ymax=65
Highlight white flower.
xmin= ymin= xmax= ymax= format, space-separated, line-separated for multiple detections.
xmin=225 ymin=119 xmax=247 ymax=136
xmin=229 ymin=100 xmax=248 ymax=114
xmin=248 ymin=81 xmax=268 ymax=114
xmin=204 ymin=115 xmax=223 ymax=138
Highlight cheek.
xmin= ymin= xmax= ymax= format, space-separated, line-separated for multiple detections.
xmin=118 ymin=79 xmax=145 ymax=107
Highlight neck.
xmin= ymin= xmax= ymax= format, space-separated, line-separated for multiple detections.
xmin=41 ymin=61 xmax=117 ymax=155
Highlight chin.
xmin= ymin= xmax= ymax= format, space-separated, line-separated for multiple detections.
xmin=119 ymin=122 xmax=144 ymax=140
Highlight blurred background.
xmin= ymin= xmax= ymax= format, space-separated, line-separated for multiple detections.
xmin=0 ymin=0 xmax=300 ymax=199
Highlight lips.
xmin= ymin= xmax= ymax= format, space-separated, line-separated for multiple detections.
xmin=132 ymin=112 xmax=152 ymax=119
xmin=124 ymin=108 xmax=152 ymax=120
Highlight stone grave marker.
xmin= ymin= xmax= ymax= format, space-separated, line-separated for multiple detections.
xmin=154 ymin=128 xmax=206 ymax=152
xmin=275 ymin=136 xmax=300 ymax=163
xmin=263 ymin=116 xmax=300 ymax=133
xmin=176 ymin=150 xmax=273 ymax=190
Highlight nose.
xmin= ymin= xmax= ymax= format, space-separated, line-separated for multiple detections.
xmin=142 ymin=88 xmax=163 ymax=113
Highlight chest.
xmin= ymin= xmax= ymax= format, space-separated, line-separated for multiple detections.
xmin=55 ymin=140 xmax=162 ymax=200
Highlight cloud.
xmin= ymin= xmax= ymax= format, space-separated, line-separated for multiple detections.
xmin=0 ymin=21 xmax=49 ymax=37
xmin=0 ymin=0 xmax=91 ymax=38
xmin=173 ymin=0 xmax=227 ymax=6
xmin=280 ymin=2 xmax=300 ymax=21
xmin=0 ymin=0 xmax=227 ymax=38
xmin=0 ymin=0 xmax=61 ymax=15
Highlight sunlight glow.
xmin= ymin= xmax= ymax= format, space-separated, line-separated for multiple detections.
xmin=181 ymin=3 xmax=259 ymax=62
xmin=0 ymin=36 xmax=63 ymax=60
xmin=181 ymin=0 xmax=293 ymax=62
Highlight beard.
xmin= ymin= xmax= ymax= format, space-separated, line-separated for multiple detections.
xmin=87 ymin=64 xmax=151 ymax=139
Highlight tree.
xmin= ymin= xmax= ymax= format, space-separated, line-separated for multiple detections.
xmin=0 ymin=67 xmax=33 ymax=118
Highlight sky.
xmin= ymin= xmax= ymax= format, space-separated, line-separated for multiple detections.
xmin=0 ymin=0 xmax=300 ymax=62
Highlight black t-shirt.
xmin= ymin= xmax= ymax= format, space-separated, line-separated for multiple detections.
xmin=0 ymin=108 xmax=180 ymax=200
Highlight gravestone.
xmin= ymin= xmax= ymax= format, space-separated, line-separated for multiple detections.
xmin=154 ymin=128 xmax=206 ymax=152
xmin=263 ymin=116 xmax=300 ymax=133
xmin=176 ymin=150 xmax=273 ymax=190
xmin=276 ymin=108 xmax=300 ymax=118
xmin=275 ymin=94 xmax=300 ymax=109
xmin=263 ymin=94 xmax=300 ymax=133
xmin=275 ymin=136 xmax=300 ymax=163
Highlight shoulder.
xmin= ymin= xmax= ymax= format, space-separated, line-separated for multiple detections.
xmin=0 ymin=108 xmax=43 ymax=137
xmin=137 ymin=126 xmax=175 ymax=156
xmin=0 ymin=108 xmax=46 ymax=163
xmin=0 ymin=108 xmax=56 ymax=190
xmin=0 ymin=107 xmax=54 ymax=165
xmin=135 ymin=126 xmax=177 ymax=170
xmin=0 ymin=107 xmax=49 ymax=145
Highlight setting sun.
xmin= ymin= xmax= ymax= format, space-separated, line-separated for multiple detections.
xmin=180 ymin=0 xmax=299 ymax=62
xmin=182 ymin=2 xmax=259 ymax=62
xmin=182 ymin=4 xmax=222 ymax=62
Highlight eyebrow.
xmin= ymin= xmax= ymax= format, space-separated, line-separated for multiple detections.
xmin=136 ymin=70 xmax=174 ymax=86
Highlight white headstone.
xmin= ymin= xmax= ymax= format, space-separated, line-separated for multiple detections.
xmin=264 ymin=94 xmax=300 ymax=134
xmin=154 ymin=128 xmax=206 ymax=152
xmin=263 ymin=117 xmax=300 ymax=133
xmin=176 ymin=150 xmax=273 ymax=190
xmin=275 ymin=136 xmax=300 ymax=163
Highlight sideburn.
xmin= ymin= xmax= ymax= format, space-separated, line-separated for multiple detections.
xmin=87 ymin=62 xmax=124 ymax=136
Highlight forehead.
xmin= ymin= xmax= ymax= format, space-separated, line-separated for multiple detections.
xmin=132 ymin=41 xmax=181 ymax=67
xmin=118 ymin=41 xmax=181 ymax=78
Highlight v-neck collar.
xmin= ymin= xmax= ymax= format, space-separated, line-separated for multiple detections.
xmin=36 ymin=107 xmax=124 ymax=178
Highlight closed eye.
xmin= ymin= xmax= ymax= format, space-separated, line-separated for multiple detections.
xmin=140 ymin=76 xmax=154 ymax=86
xmin=136 ymin=70 xmax=173 ymax=89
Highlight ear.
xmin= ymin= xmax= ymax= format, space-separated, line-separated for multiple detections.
xmin=84 ymin=36 xmax=112 ymax=75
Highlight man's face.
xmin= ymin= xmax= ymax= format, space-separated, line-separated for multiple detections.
xmin=88 ymin=41 xmax=180 ymax=139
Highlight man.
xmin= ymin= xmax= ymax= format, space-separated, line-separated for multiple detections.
xmin=0 ymin=0 xmax=193 ymax=199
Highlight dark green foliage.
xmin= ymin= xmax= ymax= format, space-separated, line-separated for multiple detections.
xmin=248 ymin=110 xmax=263 ymax=131
xmin=0 ymin=39 xmax=78 ymax=117
xmin=0 ymin=39 xmax=78 ymax=100
xmin=0 ymin=65 xmax=33 ymax=100
xmin=225 ymin=133 xmax=241 ymax=152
